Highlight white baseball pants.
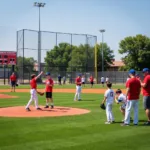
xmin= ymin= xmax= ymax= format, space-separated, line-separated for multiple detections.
xmin=106 ymin=102 xmax=114 ymax=122
xmin=74 ymin=85 xmax=82 ymax=100
xmin=26 ymin=89 xmax=39 ymax=109
xmin=124 ymin=100 xmax=139 ymax=124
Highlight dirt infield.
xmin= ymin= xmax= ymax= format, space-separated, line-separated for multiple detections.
xmin=0 ymin=89 xmax=126 ymax=94
xmin=0 ymin=94 xmax=18 ymax=99
xmin=0 ymin=106 xmax=90 ymax=118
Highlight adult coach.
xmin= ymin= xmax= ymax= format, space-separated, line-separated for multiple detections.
xmin=10 ymin=72 xmax=17 ymax=92
xmin=74 ymin=74 xmax=82 ymax=101
xmin=44 ymin=72 xmax=54 ymax=109
xmin=122 ymin=69 xmax=141 ymax=126
xmin=141 ymin=68 xmax=150 ymax=125
xmin=25 ymin=71 xmax=43 ymax=111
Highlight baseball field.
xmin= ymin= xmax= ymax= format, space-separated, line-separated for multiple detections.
xmin=0 ymin=84 xmax=149 ymax=150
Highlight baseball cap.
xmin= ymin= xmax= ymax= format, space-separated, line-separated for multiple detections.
xmin=116 ymin=89 xmax=122 ymax=94
xmin=46 ymin=72 xmax=51 ymax=76
xmin=78 ymin=74 xmax=82 ymax=77
xmin=142 ymin=68 xmax=149 ymax=73
xmin=129 ymin=69 xmax=136 ymax=75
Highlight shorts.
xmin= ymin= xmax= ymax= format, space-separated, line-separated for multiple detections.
xmin=82 ymin=82 xmax=85 ymax=84
xmin=101 ymin=82 xmax=104 ymax=84
xmin=90 ymin=82 xmax=94 ymax=85
xmin=143 ymin=96 xmax=150 ymax=110
xmin=11 ymin=81 xmax=16 ymax=87
xmin=46 ymin=92 xmax=52 ymax=98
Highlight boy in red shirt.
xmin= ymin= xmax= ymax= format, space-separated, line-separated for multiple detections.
xmin=141 ymin=68 xmax=150 ymax=125
xmin=122 ymin=69 xmax=141 ymax=126
xmin=89 ymin=75 xmax=94 ymax=88
xmin=74 ymin=74 xmax=82 ymax=101
xmin=10 ymin=72 xmax=17 ymax=92
xmin=44 ymin=72 xmax=54 ymax=109
xmin=25 ymin=71 xmax=43 ymax=111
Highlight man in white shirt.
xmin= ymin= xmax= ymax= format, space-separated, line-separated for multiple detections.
xmin=101 ymin=76 xmax=105 ymax=87
xmin=106 ymin=76 xmax=109 ymax=83
xmin=101 ymin=82 xmax=115 ymax=124
xmin=81 ymin=75 xmax=85 ymax=87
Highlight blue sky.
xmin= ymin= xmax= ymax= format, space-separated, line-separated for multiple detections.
xmin=0 ymin=0 xmax=150 ymax=61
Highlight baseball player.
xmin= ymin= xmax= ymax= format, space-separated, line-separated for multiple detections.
xmin=122 ymin=69 xmax=141 ymax=126
xmin=74 ymin=74 xmax=82 ymax=101
xmin=89 ymin=75 xmax=94 ymax=88
xmin=101 ymin=82 xmax=115 ymax=124
xmin=115 ymin=89 xmax=127 ymax=121
xmin=141 ymin=68 xmax=150 ymax=125
xmin=81 ymin=75 xmax=85 ymax=87
xmin=105 ymin=76 xmax=109 ymax=83
xmin=44 ymin=72 xmax=54 ymax=109
xmin=10 ymin=72 xmax=17 ymax=92
xmin=101 ymin=76 xmax=105 ymax=87
xmin=25 ymin=71 xmax=43 ymax=111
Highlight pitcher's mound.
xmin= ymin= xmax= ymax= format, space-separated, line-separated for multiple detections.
xmin=0 ymin=106 xmax=90 ymax=118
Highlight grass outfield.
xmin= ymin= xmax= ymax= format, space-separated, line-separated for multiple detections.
xmin=0 ymin=84 xmax=126 ymax=89
xmin=0 ymin=89 xmax=150 ymax=150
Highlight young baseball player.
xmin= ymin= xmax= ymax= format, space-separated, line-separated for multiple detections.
xmin=102 ymin=82 xmax=115 ymax=124
xmin=89 ymin=75 xmax=94 ymax=88
xmin=25 ymin=71 xmax=43 ymax=111
xmin=74 ymin=74 xmax=82 ymax=101
xmin=10 ymin=72 xmax=17 ymax=92
xmin=115 ymin=89 xmax=127 ymax=121
xmin=81 ymin=75 xmax=85 ymax=87
xmin=44 ymin=72 xmax=54 ymax=109
xmin=101 ymin=76 xmax=105 ymax=87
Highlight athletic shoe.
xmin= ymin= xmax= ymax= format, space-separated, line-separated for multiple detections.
xmin=51 ymin=105 xmax=54 ymax=109
xmin=44 ymin=105 xmax=49 ymax=108
xmin=26 ymin=108 xmax=31 ymax=111
xmin=78 ymin=99 xmax=82 ymax=101
xmin=134 ymin=124 xmax=138 ymax=126
xmin=105 ymin=121 xmax=111 ymax=124
xmin=143 ymin=121 xmax=150 ymax=126
xmin=36 ymin=107 xmax=42 ymax=110
xmin=111 ymin=121 xmax=115 ymax=123
xmin=121 ymin=123 xmax=129 ymax=126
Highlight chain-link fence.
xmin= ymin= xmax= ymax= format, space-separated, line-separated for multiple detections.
xmin=17 ymin=29 xmax=97 ymax=84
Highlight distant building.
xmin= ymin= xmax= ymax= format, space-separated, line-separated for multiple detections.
xmin=108 ymin=60 xmax=125 ymax=71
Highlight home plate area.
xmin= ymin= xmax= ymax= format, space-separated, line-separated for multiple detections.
xmin=0 ymin=106 xmax=90 ymax=118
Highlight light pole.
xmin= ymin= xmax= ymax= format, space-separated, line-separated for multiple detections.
xmin=34 ymin=2 xmax=46 ymax=73
xmin=99 ymin=29 xmax=105 ymax=75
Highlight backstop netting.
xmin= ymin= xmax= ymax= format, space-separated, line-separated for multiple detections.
xmin=17 ymin=29 xmax=97 ymax=83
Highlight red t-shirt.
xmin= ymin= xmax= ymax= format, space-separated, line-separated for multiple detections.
xmin=90 ymin=76 xmax=94 ymax=82
xmin=30 ymin=78 xmax=37 ymax=89
xmin=142 ymin=75 xmax=150 ymax=96
xmin=126 ymin=77 xmax=141 ymax=100
xmin=10 ymin=75 xmax=16 ymax=82
xmin=45 ymin=78 xmax=54 ymax=92
xmin=76 ymin=77 xmax=81 ymax=85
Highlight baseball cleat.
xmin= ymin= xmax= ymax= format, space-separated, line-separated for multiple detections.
xmin=26 ymin=108 xmax=31 ymax=111
xmin=44 ymin=105 xmax=49 ymax=108
xmin=121 ymin=123 xmax=129 ymax=126
xmin=143 ymin=121 xmax=150 ymax=126
xmin=36 ymin=107 xmax=42 ymax=110
xmin=51 ymin=105 xmax=54 ymax=109
xmin=105 ymin=121 xmax=111 ymax=124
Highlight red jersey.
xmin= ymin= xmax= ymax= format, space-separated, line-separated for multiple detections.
xmin=126 ymin=77 xmax=141 ymax=100
xmin=45 ymin=78 xmax=54 ymax=92
xmin=90 ymin=76 xmax=94 ymax=82
xmin=136 ymin=76 xmax=141 ymax=81
xmin=10 ymin=75 xmax=16 ymax=81
xmin=76 ymin=77 xmax=81 ymax=85
xmin=142 ymin=75 xmax=150 ymax=96
xmin=30 ymin=78 xmax=37 ymax=89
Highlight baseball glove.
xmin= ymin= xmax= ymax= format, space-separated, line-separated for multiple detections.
xmin=37 ymin=91 xmax=44 ymax=96
xmin=100 ymin=103 xmax=106 ymax=110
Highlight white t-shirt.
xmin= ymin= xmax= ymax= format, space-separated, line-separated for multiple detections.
xmin=104 ymin=89 xmax=115 ymax=103
xmin=101 ymin=77 xmax=105 ymax=82
xmin=81 ymin=77 xmax=85 ymax=82
xmin=106 ymin=77 xmax=109 ymax=82
xmin=117 ymin=93 xmax=126 ymax=104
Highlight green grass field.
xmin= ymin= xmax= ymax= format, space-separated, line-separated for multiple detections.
xmin=0 ymin=85 xmax=150 ymax=150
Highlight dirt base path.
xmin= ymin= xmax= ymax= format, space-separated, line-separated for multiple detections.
xmin=0 ymin=106 xmax=90 ymax=118
xmin=0 ymin=89 xmax=126 ymax=94
xmin=0 ymin=94 xmax=18 ymax=99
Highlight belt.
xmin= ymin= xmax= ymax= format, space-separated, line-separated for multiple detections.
xmin=77 ymin=85 xmax=81 ymax=86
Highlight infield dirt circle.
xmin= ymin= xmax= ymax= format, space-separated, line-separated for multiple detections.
xmin=0 ymin=106 xmax=90 ymax=118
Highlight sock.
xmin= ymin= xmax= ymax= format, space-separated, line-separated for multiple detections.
xmin=51 ymin=103 xmax=54 ymax=106
xmin=46 ymin=102 xmax=49 ymax=106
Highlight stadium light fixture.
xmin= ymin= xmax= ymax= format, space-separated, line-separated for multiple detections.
xmin=99 ymin=29 xmax=105 ymax=75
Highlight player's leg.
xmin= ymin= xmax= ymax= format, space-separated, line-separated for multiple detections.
xmin=33 ymin=91 xmax=41 ymax=110
xmin=78 ymin=86 xmax=82 ymax=100
xmin=11 ymin=82 xmax=13 ymax=92
xmin=105 ymin=103 xmax=111 ymax=123
xmin=133 ymin=100 xmax=139 ymax=125
xmin=143 ymin=96 xmax=150 ymax=125
xmin=26 ymin=89 xmax=34 ymax=111
xmin=124 ymin=100 xmax=133 ymax=125
xmin=13 ymin=83 xmax=16 ymax=92
xmin=44 ymin=92 xmax=49 ymax=108
xmin=74 ymin=86 xmax=78 ymax=101
xmin=109 ymin=104 xmax=114 ymax=122
xmin=49 ymin=92 xmax=54 ymax=109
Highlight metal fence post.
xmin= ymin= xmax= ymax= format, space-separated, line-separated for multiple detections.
xmin=23 ymin=29 xmax=25 ymax=84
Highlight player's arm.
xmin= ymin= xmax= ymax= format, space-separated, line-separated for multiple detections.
xmin=102 ymin=96 xmax=107 ymax=104
xmin=35 ymin=71 xmax=43 ymax=80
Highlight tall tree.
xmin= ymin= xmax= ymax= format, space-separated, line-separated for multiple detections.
xmin=97 ymin=43 xmax=114 ymax=71
xmin=119 ymin=34 xmax=150 ymax=70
